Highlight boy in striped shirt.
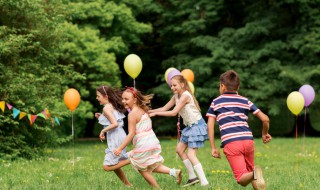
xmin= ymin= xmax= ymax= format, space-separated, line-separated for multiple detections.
xmin=206 ymin=70 xmax=272 ymax=190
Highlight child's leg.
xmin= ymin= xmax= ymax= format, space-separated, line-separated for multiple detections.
xmin=187 ymin=148 xmax=209 ymax=186
xmin=176 ymin=142 xmax=197 ymax=180
xmin=153 ymin=164 xmax=170 ymax=174
xmin=223 ymin=140 xmax=254 ymax=187
xmin=139 ymin=170 xmax=160 ymax=189
xmin=114 ymin=168 xmax=132 ymax=187
xmin=153 ymin=164 xmax=182 ymax=184
xmin=103 ymin=159 xmax=130 ymax=171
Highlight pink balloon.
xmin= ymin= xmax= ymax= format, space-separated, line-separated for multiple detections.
xmin=299 ymin=84 xmax=315 ymax=107
xmin=167 ymin=69 xmax=181 ymax=85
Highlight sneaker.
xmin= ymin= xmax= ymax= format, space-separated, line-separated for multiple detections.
xmin=254 ymin=166 xmax=266 ymax=190
xmin=175 ymin=169 xmax=182 ymax=185
xmin=182 ymin=177 xmax=200 ymax=187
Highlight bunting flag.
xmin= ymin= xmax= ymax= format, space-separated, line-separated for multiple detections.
xmin=37 ymin=113 xmax=46 ymax=119
xmin=6 ymin=103 xmax=13 ymax=110
xmin=28 ymin=114 xmax=38 ymax=125
xmin=13 ymin=107 xmax=20 ymax=119
xmin=41 ymin=108 xmax=50 ymax=119
xmin=0 ymin=100 xmax=60 ymax=126
xmin=55 ymin=117 xmax=60 ymax=126
xmin=19 ymin=112 xmax=27 ymax=120
xmin=0 ymin=101 xmax=5 ymax=112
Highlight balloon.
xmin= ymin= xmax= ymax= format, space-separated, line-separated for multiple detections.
xmin=188 ymin=81 xmax=195 ymax=94
xmin=287 ymin=91 xmax=305 ymax=115
xmin=167 ymin=69 xmax=181 ymax=85
xmin=164 ymin=67 xmax=176 ymax=84
xmin=181 ymin=69 xmax=195 ymax=83
xmin=124 ymin=54 xmax=142 ymax=79
xmin=64 ymin=88 xmax=81 ymax=111
xmin=299 ymin=84 xmax=315 ymax=107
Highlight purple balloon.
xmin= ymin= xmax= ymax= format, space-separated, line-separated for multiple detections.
xmin=299 ymin=84 xmax=315 ymax=107
xmin=167 ymin=69 xmax=181 ymax=85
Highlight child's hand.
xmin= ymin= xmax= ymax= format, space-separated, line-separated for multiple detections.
xmin=114 ymin=148 xmax=122 ymax=156
xmin=99 ymin=131 xmax=105 ymax=142
xmin=95 ymin=113 xmax=101 ymax=118
xmin=262 ymin=133 xmax=272 ymax=144
xmin=211 ymin=148 xmax=221 ymax=159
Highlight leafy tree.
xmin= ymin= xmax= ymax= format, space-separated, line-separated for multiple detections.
xmin=61 ymin=0 xmax=152 ymax=137
xmin=142 ymin=0 xmax=320 ymax=136
xmin=0 ymin=0 xmax=83 ymax=160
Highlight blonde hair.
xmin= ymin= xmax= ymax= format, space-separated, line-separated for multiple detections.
xmin=123 ymin=87 xmax=154 ymax=112
xmin=171 ymin=75 xmax=200 ymax=111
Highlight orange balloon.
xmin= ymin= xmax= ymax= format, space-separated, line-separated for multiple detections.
xmin=64 ymin=88 xmax=81 ymax=111
xmin=181 ymin=69 xmax=194 ymax=83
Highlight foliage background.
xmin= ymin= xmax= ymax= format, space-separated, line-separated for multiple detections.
xmin=1 ymin=0 xmax=320 ymax=160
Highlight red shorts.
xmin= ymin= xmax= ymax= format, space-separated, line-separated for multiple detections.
xmin=223 ymin=140 xmax=254 ymax=183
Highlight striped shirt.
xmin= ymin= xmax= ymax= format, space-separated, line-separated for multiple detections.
xmin=206 ymin=92 xmax=260 ymax=147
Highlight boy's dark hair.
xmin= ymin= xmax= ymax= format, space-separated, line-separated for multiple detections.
xmin=220 ymin=70 xmax=240 ymax=91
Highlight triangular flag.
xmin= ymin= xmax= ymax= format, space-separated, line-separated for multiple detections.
xmin=29 ymin=115 xmax=37 ymax=125
xmin=46 ymin=109 xmax=51 ymax=118
xmin=13 ymin=108 xmax=20 ymax=119
xmin=54 ymin=117 xmax=60 ymax=126
xmin=37 ymin=113 xmax=46 ymax=119
xmin=19 ymin=112 xmax=27 ymax=120
xmin=0 ymin=101 xmax=5 ymax=112
xmin=6 ymin=103 xmax=12 ymax=110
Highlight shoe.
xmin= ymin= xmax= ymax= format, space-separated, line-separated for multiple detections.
xmin=182 ymin=177 xmax=200 ymax=187
xmin=175 ymin=169 xmax=182 ymax=185
xmin=254 ymin=166 xmax=266 ymax=190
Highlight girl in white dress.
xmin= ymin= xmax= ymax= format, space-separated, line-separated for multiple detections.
xmin=95 ymin=85 xmax=131 ymax=187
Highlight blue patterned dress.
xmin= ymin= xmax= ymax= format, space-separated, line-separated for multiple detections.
xmin=98 ymin=110 xmax=128 ymax=165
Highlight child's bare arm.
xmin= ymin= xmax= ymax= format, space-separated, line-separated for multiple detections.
xmin=255 ymin=111 xmax=272 ymax=143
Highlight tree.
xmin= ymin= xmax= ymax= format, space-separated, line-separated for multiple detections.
xmin=0 ymin=0 xmax=83 ymax=159
xmin=60 ymin=0 xmax=152 ymax=137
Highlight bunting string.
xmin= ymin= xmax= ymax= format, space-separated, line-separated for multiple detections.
xmin=0 ymin=100 xmax=60 ymax=127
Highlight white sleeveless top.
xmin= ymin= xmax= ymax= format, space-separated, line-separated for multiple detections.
xmin=175 ymin=91 xmax=202 ymax=127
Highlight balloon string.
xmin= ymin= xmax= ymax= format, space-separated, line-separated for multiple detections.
xmin=72 ymin=111 xmax=74 ymax=168
xmin=303 ymin=107 xmax=307 ymax=153
xmin=295 ymin=115 xmax=298 ymax=143
xmin=176 ymin=114 xmax=181 ymax=162
xmin=133 ymin=79 xmax=136 ymax=89
xmin=295 ymin=115 xmax=299 ymax=172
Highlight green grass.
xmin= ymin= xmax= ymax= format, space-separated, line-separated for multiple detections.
xmin=1 ymin=137 xmax=319 ymax=190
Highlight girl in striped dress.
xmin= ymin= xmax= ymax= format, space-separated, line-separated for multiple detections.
xmin=114 ymin=87 xmax=181 ymax=189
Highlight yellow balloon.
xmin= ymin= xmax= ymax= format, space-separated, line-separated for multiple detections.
xmin=164 ymin=67 xmax=176 ymax=84
xmin=287 ymin=91 xmax=305 ymax=115
xmin=188 ymin=81 xmax=195 ymax=94
xmin=124 ymin=54 xmax=142 ymax=79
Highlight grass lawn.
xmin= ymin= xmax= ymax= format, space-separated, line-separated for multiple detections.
xmin=1 ymin=137 xmax=319 ymax=190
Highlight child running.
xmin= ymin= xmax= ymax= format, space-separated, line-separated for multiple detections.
xmin=114 ymin=87 xmax=182 ymax=189
xmin=206 ymin=70 xmax=272 ymax=190
xmin=95 ymin=85 xmax=131 ymax=187
xmin=149 ymin=75 xmax=209 ymax=187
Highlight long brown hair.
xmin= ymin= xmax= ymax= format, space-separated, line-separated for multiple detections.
xmin=171 ymin=75 xmax=200 ymax=111
xmin=96 ymin=85 xmax=126 ymax=113
xmin=124 ymin=87 xmax=154 ymax=112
